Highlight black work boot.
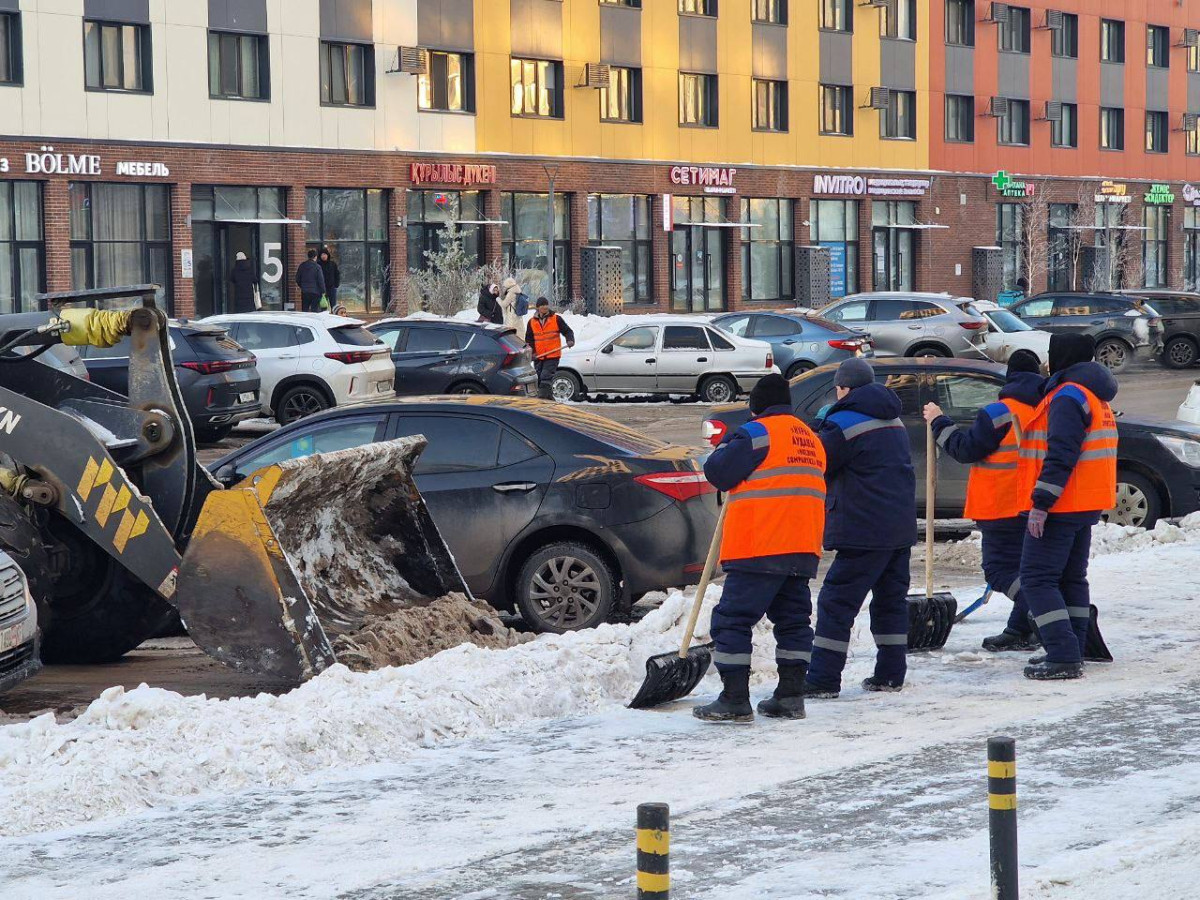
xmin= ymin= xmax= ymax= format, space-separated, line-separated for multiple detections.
xmin=799 ymin=680 xmax=840 ymax=700
xmin=757 ymin=665 xmax=807 ymax=719
xmin=982 ymin=628 xmax=1042 ymax=653
xmin=862 ymin=676 xmax=904 ymax=693
xmin=693 ymin=669 xmax=754 ymax=723
xmin=1023 ymin=660 xmax=1084 ymax=681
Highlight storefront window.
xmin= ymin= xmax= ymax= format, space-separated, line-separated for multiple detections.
xmin=996 ymin=203 xmax=1024 ymax=291
xmin=0 ymin=182 xmax=43 ymax=313
xmin=809 ymin=199 xmax=859 ymax=298
xmin=70 ymin=182 xmax=171 ymax=311
xmin=407 ymin=191 xmax=483 ymax=272
xmin=191 ymin=186 xmax=287 ymax=316
xmin=741 ymin=198 xmax=793 ymax=303
xmin=306 ymin=188 xmax=389 ymax=313
xmin=587 ymin=194 xmax=652 ymax=304
xmin=1143 ymin=205 xmax=1169 ymax=288
xmin=1185 ymin=208 xmax=1200 ymax=291
xmin=1094 ymin=202 xmax=1127 ymax=290
xmin=1047 ymin=203 xmax=1075 ymax=291
xmin=501 ymin=192 xmax=569 ymax=300
xmin=871 ymin=201 xmax=916 ymax=290
xmin=671 ymin=196 xmax=725 ymax=312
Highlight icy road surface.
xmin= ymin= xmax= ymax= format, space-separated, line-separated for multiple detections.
xmin=1 ymin=519 xmax=1199 ymax=899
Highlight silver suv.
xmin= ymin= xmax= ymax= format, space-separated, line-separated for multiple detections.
xmin=0 ymin=549 xmax=40 ymax=694
xmin=818 ymin=292 xmax=989 ymax=359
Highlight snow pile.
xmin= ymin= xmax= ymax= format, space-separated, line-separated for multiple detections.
xmin=1090 ymin=512 xmax=1200 ymax=557
xmin=399 ymin=309 xmax=660 ymax=349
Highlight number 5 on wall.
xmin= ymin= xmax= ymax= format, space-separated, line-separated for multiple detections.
xmin=262 ymin=242 xmax=283 ymax=284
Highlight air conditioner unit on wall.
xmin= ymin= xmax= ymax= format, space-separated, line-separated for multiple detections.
xmin=1180 ymin=113 xmax=1199 ymax=132
xmin=989 ymin=97 xmax=1010 ymax=118
xmin=393 ymin=46 xmax=427 ymax=75
xmin=1041 ymin=101 xmax=1063 ymax=122
xmin=1181 ymin=29 xmax=1200 ymax=48
xmin=859 ymin=0 xmax=890 ymax=8
xmin=868 ymin=87 xmax=891 ymax=110
xmin=580 ymin=63 xmax=610 ymax=89
xmin=988 ymin=2 xmax=1010 ymax=24
xmin=1042 ymin=9 xmax=1064 ymax=30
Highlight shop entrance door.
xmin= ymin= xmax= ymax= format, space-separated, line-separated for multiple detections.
xmin=219 ymin=224 xmax=257 ymax=313
xmin=671 ymin=225 xmax=725 ymax=312
xmin=872 ymin=227 xmax=914 ymax=291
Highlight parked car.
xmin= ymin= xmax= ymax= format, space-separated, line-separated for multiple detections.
xmin=703 ymin=357 xmax=1200 ymax=529
xmin=1177 ymin=380 xmax=1200 ymax=424
xmin=30 ymin=343 xmax=90 ymax=380
xmin=1008 ymin=292 xmax=1163 ymax=373
xmin=80 ymin=322 xmax=260 ymax=443
xmin=817 ymin=292 xmax=988 ymax=359
xmin=1115 ymin=290 xmax=1200 ymax=369
xmin=369 ymin=318 xmax=538 ymax=396
xmin=210 ymin=397 xmax=719 ymax=632
xmin=0 ymin=549 xmax=41 ymax=694
xmin=974 ymin=300 xmax=1052 ymax=365
xmin=552 ymin=316 xmax=777 ymax=404
xmin=201 ymin=312 xmax=396 ymax=425
xmin=711 ymin=310 xmax=873 ymax=380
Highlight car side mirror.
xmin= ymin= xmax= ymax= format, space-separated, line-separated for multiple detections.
xmin=214 ymin=463 xmax=240 ymax=486
xmin=601 ymin=344 xmax=614 ymax=354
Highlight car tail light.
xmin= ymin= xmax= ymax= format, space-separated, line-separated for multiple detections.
xmin=766 ymin=352 xmax=774 ymax=369
xmin=634 ymin=471 xmax=716 ymax=502
xmin=959 ymin=321 xmax=986 ymax=330
xmin=325 ymin=350 xmax=374 ymax=364
xmin=702 ymin=418 xmax=727 ymax=447
xmin=179 ymin=358 xmax=252 ymax=375
xmin=828 ymin=338 xmax=866 ymax=351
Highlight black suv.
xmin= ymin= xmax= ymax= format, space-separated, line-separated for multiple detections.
xmin=1117 ymin=290 xmax=1200 ymax=369
xmin=368 ymin=319 xmax=537 ymax=396
xmin=1009 ymin=292 xmax=1163 ymax=372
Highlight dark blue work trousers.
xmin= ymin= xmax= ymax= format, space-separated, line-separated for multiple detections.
xmin=807 ymin=548 xmax=911 ymax=691
xmin=710 ymin=570 xmax=813 ymax=674
xmin=978 ymin=517 xmax=1032 ymax=634
xmin=1020 ymin=511 xmax=1101 ymax=664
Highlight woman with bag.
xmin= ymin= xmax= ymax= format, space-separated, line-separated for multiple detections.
xmin=229 ymin=251 xmax=258 ymax=313
xmin=500 ymin=277 xmax=526 ymax=332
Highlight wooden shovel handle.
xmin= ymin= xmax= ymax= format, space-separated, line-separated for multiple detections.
xmin=926 ymin=421 xmax=936 ymax=602
xmin=680 ymin=499 xmax=729 ymax=658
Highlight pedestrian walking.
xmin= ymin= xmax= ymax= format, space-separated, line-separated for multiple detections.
xmin=805 ymin=358 xmax=917 ymax=697
xmin=525 ymin=297 xmax=575 ymax=399
xmin=318 ymin=247 xmax=341 ymax=308
xmin=1018 ymin=333 xmax=1118 ymax=681
xmin=923 ymin=349 xmax=1045 ymax=652
xmin=694 ymin=374 xmax=827 ymax=723
xmin=296 ymin=249 xmax=326 ymax=313
xmin=477 ymin=283 xmax=502 ymax=325
xmin=229 ymin=251 xmax=257 ymax=313
xmin=499 ymin=276 xmax=526 ymax=332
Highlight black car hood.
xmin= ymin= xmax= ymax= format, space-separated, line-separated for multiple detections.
xmin=1114 ymin=410 xmax=1200 ymax=439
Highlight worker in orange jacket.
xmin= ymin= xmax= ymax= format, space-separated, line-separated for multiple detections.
xmin=524 ymin=297 xmax=575 ymax=399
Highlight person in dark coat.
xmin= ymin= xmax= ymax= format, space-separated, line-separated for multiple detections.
xmin=229 ymin=251 xmax=257 ymax=313
xmin=805 ymin=358 xmax=917 ymax=698
xmin=296 ymin=249 xmax=326 ymax=313
xmin=318 ymin=247 xmax=341 ymax=306
xmin=477 ymin=283 xmax=502 ymax=325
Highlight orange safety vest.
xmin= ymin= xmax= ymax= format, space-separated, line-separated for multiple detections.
xmin=962 ymin=398 xmax=1040 ymax=521
xmin=529 ymin=315 xmax=563 ymax=361
xmin=720 ymin=414 xmax=827 ymax=563
xmin=1018 ymin=383 xmax=1118 ymax=514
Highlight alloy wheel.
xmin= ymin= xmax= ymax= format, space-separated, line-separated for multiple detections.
xmin=1096 ymin=340 xmax=1128 ymax=371
xmin=1168 ymin=339 xmax=1197 ymax=368
xmin=528 ymin=555 xmax=602 ymax=629
xmin=1108 ymin=482 xmax=1150 ymax=528
xmin=281 ymin=389 xmax=326 ymax=423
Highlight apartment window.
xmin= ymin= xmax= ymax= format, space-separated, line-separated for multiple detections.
xmin=753 ymin=0 xmax=786 ymax=24
xmin=881 ymin=0 xmax=916 ymax=40
xmin=599 ymin=0 xmax=641 ymax=6
xmin=820 ymin=0 xmax=851 ymax=31
xmin=680 ymin=73 xmax=718 ymax=127
xmin=306 ymin=188 xmax=389 ymax=313
xmin=1190 ymin=42 xmax=1199 ymax=73
xmin=208 ymin=31 xmax=269 ymax=101
xmin=881 ymin=90 xmax=916 ymax=139
xmin=999 ymin=6 xmax=1030 ymax=52
xmin=1188 ymin=124 xmax=1199 ymax=156
xmin=587 ymin=195 xmax=652 ymax=304
xmin=1051 ymin=13 xmax=1078 ymax=58
xmin=998 ymin=99 xmax=1030 ymax=146
xmin=407 ymin=191 xmax=483 ymax=272
xmin=1051 ymin=103 xmax=1078 ymax=148
xmin=1144 ymin=206 xmax=1169 ymax=288
xmin=320 ymin=41 xmax=375 ymax=107
xmin=70 ymin=183 xmax=172 ymax=312
xmin=0 ymin=182 xmax=42 ymax=313
xmin=945 ymin=0 xmax=974 ymax=46
xmin=810 ymin=199 xmax=859 ymax=297
xmin=1101 ymin=107 xmax=1124 ymax=149
xmin=741 ymin=199 xmax=794 ymax=303
xmin=753 ymin=79 xmax=787 ymax=132
xmin=510 ymin=58 xmax=562 ymax=118
xmin=821 ymin=84 xmax=853 ymax=136
xmin=997 ymin=203 xmax=1025 ymax=291
xmin=945 ymin=94 xmax=974 ymax=142
xmin=1146 ymin=111 xmax=1169 ymax=153
xmin=601 ymin=67 xmax=642 ymax=123
xmin=1147 ymin=25 xmax=1170 ymax=68
xmin=83 ymin=20 xmax=152 ymax=92
xmin=418 ymin=51 xmax=475 ymax=112
xmin=679 ymin=0 xmax=716 ymax=15
xmin=0 ymin=13 xmax=22 ymax=86
xmin=502 ymin=192 xmax=570 ymax=301
xmin=1100 ymin=19 xmax=1124 ymax=63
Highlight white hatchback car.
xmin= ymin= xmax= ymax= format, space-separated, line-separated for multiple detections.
xmin=975 ymin=301 xmax=1053 ymax=366
xmin=201 ymin=312 xmax=396 ymax=424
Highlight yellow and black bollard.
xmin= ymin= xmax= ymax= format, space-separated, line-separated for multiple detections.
xmin=988 ymin=736 xmax=1018 ymax=900
xmin=636 ymin=802 xmax=670 ymax=898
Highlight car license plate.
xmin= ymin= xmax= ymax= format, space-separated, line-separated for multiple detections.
xmin=377 ymin=381 xmax=391 ymax=392
xmin=239 ymin=392 xmax=256 ymax=404
xmin=0 ymin=622 xmax=23 ymax=653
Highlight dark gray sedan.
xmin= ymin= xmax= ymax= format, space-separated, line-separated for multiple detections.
xmin=711 ymin=311 xmax=872 ymax=379
xmin=1009 ymin=292 xmax=1163 ymax=373
xmin=369 ymin=319 xmax=538 ymax=396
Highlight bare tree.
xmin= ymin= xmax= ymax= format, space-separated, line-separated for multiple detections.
xmin=406 ymin=226 xmax=516 ymax=318
xmin=1018 ymin=182 xmax=1053 ymax=290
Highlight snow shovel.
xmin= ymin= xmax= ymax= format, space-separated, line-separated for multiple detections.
xmin=908 ymin=424 xmax=958 ymax=651
xmin=955 ymin=587 xmax=994 ymax=623
xmin=1026 ymin=605 xmax=1113 ymax=662
xmin=628 ymin=501 xmax=725 ymax=709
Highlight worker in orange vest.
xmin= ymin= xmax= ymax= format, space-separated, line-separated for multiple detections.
xmin=1018 ymin=334 xmax=1118 ymax=681
xmin=922 ymin=350 xmax=1045 ymax=653
xmin=524 ymin=296 xmax=575 ymax=399
xmin=696 ymin=374 xmax=826 ymax=723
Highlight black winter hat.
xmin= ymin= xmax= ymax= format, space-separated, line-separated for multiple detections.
xmin=749 ymin=373 xmax=792 ymax=415
xmin=1048 ymin=333 xmax=1096 ymax=374
xmin=1006 ymin=348 xmax=1042 ymax=376
xmin=834 ymin=357 xmax=874 ymax=389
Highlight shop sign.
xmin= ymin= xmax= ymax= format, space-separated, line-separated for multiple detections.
xmin=25 ymin=147 xmax=100 ymax=176
xmin=812 ymin=174 xmax=931 ymax=198
xmin=1184 ymin=184 xmax=1200 ymax=207
xmin=115 ymin=161 xmax=170 ymax=177
xmin=991 ymin=171 xmax=1035 ymax=198
xmin=1094 ymin=180 xmax=1131 ymax=204
xmin=409 ymin=162 xmax=497 ymax=187
xmin=669 ymin=166 xmax=737 ymax=194
xmin=180 ymin=249 xmax=193 ymax=280
xmin=1145 ymin=183 xmax=1176 ymax=205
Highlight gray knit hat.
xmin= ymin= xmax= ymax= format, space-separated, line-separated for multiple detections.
xmin=834 ymin=357 xmax=874 ymax=389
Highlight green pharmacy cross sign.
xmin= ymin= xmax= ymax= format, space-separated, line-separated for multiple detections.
xmin=992 ymin=171 xmax=1035 ymax=198
xmin=1144 ymin=183 xmax=1176 ymax=205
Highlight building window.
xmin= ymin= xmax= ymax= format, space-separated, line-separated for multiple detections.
xmin=599 ymin=0 xmax=641 ymax=6
xmin=1048 ymin=203 xmax=1076 ymax=292
xmin=83 ymin=20 xmax=152 ymax=92
xmin=809 ymin=199 xmax=859 ymax=297
xmin=1190 ymin=42 xmax=1199 ymax=73
xmin=945 ymin=94 xmax=974 ymax=142
xmin=1101 ymin=106 xmax=1124 ymax=149
xmin=999 ymin=6 xmax=1030 ymax=52
xmin=945 ymin=0 xmax=974 ymax=46
xmin=881 ymin=90 xmax=916 ymax=139
xmin=501 ymin=192 xmax=570 ymax=301
xmin=997 ymin=203 xmax=1025 ymax=291
xmin=305 ymin=188 xmax=389 ymax=313
xmin=0 ymin=13 xmax=22 ymax=86
xmin=871 ymin=202 xmax=917 ymax=291
xmin=1101 ymin=19 xmax=1125 ymax=63
xmin=1147 ymin=25 xmax=1170 ymax=68
xmin=1051 ymin=103 xmax=1078 ymax=148
xmin=679 ymin=0 xmax=716 ymax=15
xmin=320 ymin=41 xmax=375 ymax=107
xmin=753 ymin=0 xmax=786 ymax=24
xmin=1186 ymin=209 xmax=1200 ymax=290
xmin=70 ymin=183 xmax=172 ymax=311
xmin=587 ymin=194 xmax=652 ymax=305
xmin=1146 ymin=111 xmax=1168 ymax=153
xmin=406 ymin=191 xmax=483 ymax=273
xmin=753 ymin=79 xmax=787 ymax=132
xmin=1143 ymin=206 xmax=1169 ymax=288
xmin=1095 ymin=202 xmax=1128 ymax=289
xmin=1051 ymin=13 xmax=1078 ymax=58
xmin=208 ymin=31 xmax=269 ymax=101
xmin=998 ymin=99 xmax=1030 ymax=146
xmin=0 ymin=181 xmax=42 ymax=313
xmin=1188 ymin=124 xmax=1200 ymax=156
xmin=601 ymin=66 xmax=642 ymax=122
xmin=418 ymin=51 xmax=474 ymax=112
xmin=820 ymin=0 xmax=851 ymax=31
xmin=511 ymin=58 xmax=562 ymax=118
xmin=881 ymin=0 xmax=916 ymax=40
xmin=191 ymin=186 xmax=288 ymax=316
xmin=741 ymin=199 xmax=794 ymax=303
xmin=821 ymin=84 xmax=854 ymax=135
xmin=679 ymin=72 xmax=718 ymax=127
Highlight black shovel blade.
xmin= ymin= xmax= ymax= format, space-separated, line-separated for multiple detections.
xmin=628 ymin=642 xmax=714 ymax=710
xmin=907 ymin=592 xmax=958 ymax=652
xmin=1084 ymin=604 xmax=1114 ymax=662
